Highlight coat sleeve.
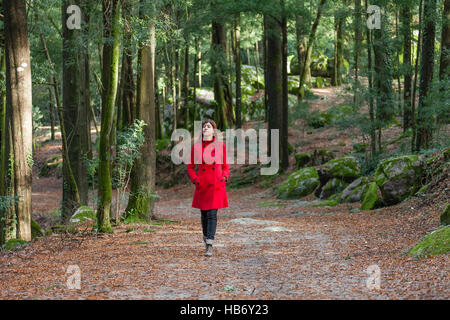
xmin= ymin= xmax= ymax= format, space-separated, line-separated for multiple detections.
xmin=222 ymin=142 xmax=230 ymax=181
xmin=187 ymin=143 xmax=198 ymax=184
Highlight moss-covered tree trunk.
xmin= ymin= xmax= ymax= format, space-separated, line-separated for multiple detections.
xmin=124 ymin=2 xmax=156 ymax=222
xmin=332 ymin=7 xmax=345 ymax=86
xmin=296 ymin=8 xmax=310 ymax=103
xmin=3 ymin=0 xmax=33 ymax=242
xmin=97 ymin=0 xmax=121 ymax=233
xmin=415 ymin=0 xmax=437 ymax=151
xmin=281 ymin=0 xmax=289 ymax=172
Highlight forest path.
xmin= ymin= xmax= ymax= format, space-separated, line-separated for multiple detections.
xmin=0 ymin=182 xmax=448 ymax=299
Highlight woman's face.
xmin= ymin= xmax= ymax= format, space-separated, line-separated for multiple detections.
xmin=202 ymin=122 xmax=214 ymax=139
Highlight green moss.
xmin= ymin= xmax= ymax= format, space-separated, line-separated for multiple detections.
xmin=277 ymin=167 xmax=319 ymax=199
xmin=360 ymin=182 xmax=379 ymax=210
xmin=31 ymin=219 xmax=44 ymax=239
xmin=295 ymin=153 xmax=312 ymax=169
xmin=321 ymin=178 xmax=348 ymax=199
xmin=2 ymin=239 xmax=29 ymax=251
xmin=441 ymin=204 xmax=450 ymax=226
xmin=325 ymin=157 xmax=360 ymax=181
xmin=408 ymin=226 xmax=450 ymax=259
xmin=309 ymin=199 xmax=338 ymax=207
xmin=70 ymin=206 xmax=96 ymax=224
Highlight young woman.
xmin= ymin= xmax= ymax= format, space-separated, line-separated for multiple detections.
xmin=186 ymin=119 xmax=230 ymax=257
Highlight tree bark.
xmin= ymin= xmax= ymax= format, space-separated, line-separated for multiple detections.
xmin=415 ymin=0 xmax=437 ymax=151
xmin=233 ymin=14 xmax=242 ymax=128
xmin=281 ymin=0 xmax=289 ymax=172
xmin=97 ymin=0 xmax=121 ymax=233
xmin=124 ymin=1 xmax=156 ymax=222
xmin=3 ymin=0 xmax=33 ymax=242
xmin=440 ymin=0 xmax=449 ymax=80
xmin=401 ymin=5 xmax=413 ymax=131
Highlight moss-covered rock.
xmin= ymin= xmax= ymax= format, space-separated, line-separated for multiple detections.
xmin=408 ymin=226 xmax=450 ymax=259
xmin=374 ymin=155 xmax=423 ymax=205
xmin=70 ymin=206 xmax=96 ymax=224
xmin=360 ymin=182 xmax=379 ymax=210
xmin=441 ymin=204 xmax=450 ymax=226
xmin=2 ymin=239 xmax=29 ymax=251
xmin=324 ymin=156 xmax=360 ymax=182
xmin=319 ymin=178 xmax=348 ymax=200
xmin=31 ymin=219 xmax=44 ymax=239
xmin=312 ymin=148 xmax=335 ymax=165
xmin=277 ymin=167 xmax=319 ymax=199
xmin=340 ymin=177 xmax=370 ymax=203
xmin=295 ymin=153 xmax=312 ymax=169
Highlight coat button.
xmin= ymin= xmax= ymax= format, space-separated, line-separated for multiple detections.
xmin=212 ymin=168 xmax=215 ymax=170
xmin=202 ymin=168 xmax=205 ymax=171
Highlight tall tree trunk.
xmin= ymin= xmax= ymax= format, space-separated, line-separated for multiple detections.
xmin=62 ymin=0 xmax=88 ymax=217
xmin=265 ymin=13 xmax=283 ymax=159
xmin=354 ymin=0 xmax=363 ymax=108
xmin=124 ymin=2 xmax=156 ymax=221
xmin=48 ymin=88 xmax=56 ymax=141
xmin=121 ymin=0 xmax=135 ymax=129
xmin=296 ymin=7 xmax=309 ymax=103
xmin=415 ymin=0 xmax=437 ymax=151
xmin=299 ymin=0 xmax=327 ymax=99
xmin=281 ymin=0 xmax=289 ymax=172
xmin=401 ymin=4 xmax=413 ymax=131
xmin=3 ymin=0 xmax=33 ymax=242
xmin=411 ymin=0 xmax=424 ymax=150
xmin=233 ymin=14 xmax=242 ymax=128
xmin=97 ymin=0 xmax=121 ymax=233
xmin=365 ymin=0 xmax=376 ymax=156
xmin=440 ymin=0 xmax=450 ymax=80
xmin=332 ymin=7 xmax=345 ymax=86
xmin=211 ymin=18 xmax=230 ymax=129
xmin=372 ymin=0 xmax=395 ymax=151
xmin=182 ymin=42 xmax=190 ymax=127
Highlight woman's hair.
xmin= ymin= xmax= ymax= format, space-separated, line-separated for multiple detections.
xmin=199 ymin=119 xmax=217 ymax=140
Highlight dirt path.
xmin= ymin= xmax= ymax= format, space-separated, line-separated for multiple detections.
xmin=0 ymin=181 xmax=448 ymax=300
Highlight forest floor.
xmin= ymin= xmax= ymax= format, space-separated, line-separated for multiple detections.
xmin=0 ymin=86 xmax=448 ymax=300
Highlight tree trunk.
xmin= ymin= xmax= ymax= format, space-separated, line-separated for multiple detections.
xmin=124 ymin=2 xmax=156 ymax=222
xmin=265 ymin=13 xmax=283 ymax=159
xmin=354 ymin=0 xmax=363 ymax=108
xmin=211 ymin=19 xmax=230 ymax=129
xmin=401 ymin=5 xmax=413 ymax=131
xmin=296 ymin=8 xmax=309 ymax=103
xmin=62 ymin=0 xmax=88 ymax=217
xmin=121 ymin=0 xmax=135 ymax=129
xmin=415 ymin=0 xmax=437 ymax=151
xmin=281 ymin=0 xmax=289 ymax=172
xmin=365 ymin=0 xmax=376 ymax=156
xmin=3 ymin=0 xmax=33 ymax=242
xmin=299 ymin=0 xmax=327 ymax=99
xmin=440 ymin=0 xmax=449 ymax=80
xmin=332 ymin=8 xmax=345 ymax=86
xmin=97 ymin=0 xmax=121 ymax=233
xmin=234 ymin=14 xmax=242 ymax=128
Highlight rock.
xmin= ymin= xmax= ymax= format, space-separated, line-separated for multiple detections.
xmin=260 ymin=226 xmax=293 ymax=232
xmin=340 ymin=177 xmax=370 ymax=203
xmin=295 ymin=153 xmax=312 ymax=169
xmin=319 ymin=178 xmax=348 ymax=200
xmin=312 ymin=148 xmax=335 ymax=166
xmin=314 ymin=167 xmax=333 ymax=198
xmin=277 ymin=167 xmax=319 ymax=200
xmin=360 ymin=182 xmax=379 ymax=210
xmin=70 ymin=206 xmax=96 ymax=224
xmin=228 ymin=218 xmax=280 ymax=226
xmin=441 ymin=204 xmax=450 ymax=226
xmin=408 ymin=226 xmax=450 ymax=259
xmin=374 ymin=155 xmax=423 ymax=205
xmin=324 ymin=156 xmax=360 ymax=182
xmin=236 ymin=212 xmax=258 ymax=217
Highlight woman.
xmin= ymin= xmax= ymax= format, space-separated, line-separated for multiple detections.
xmin=186 ymin=119 xmax=230 ymax=257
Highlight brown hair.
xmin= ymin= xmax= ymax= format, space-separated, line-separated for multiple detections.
xmin=200 ymin=119 xmax=217 ymax=140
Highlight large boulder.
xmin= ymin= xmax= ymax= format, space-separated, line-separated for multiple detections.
xmin=277 ymin=167 xmax=319 ymax=200
xmin=295 ymin=153 xmax=312 ymax=169
xmin=70 ymin=206 xmax=96 ymax=224
xmin=408 ymin=226 xmax=450 ymax=259
xmin=360 ymin=182 xmax=380 ymax=210
xmin=324 ymin=156 xmax=360 ymax=182
xmin=319 ymin=178 xmax=348 ymax=200
xmin=374 ymin=155 xmax=423 ymax=205
xmin=340 ymin=177 xmax=370 ymax=203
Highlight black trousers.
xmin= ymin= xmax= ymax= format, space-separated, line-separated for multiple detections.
xmin=200 ymin=209 xmax=218 ymax=240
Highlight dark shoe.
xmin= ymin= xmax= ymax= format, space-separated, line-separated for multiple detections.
xmin=205 ymin=239 xmax=213 ymax=257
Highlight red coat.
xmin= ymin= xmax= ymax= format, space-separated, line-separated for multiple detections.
xmin=187 ymin=136 xmax=230 ymax=210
